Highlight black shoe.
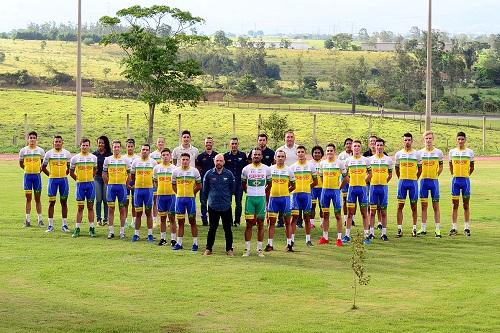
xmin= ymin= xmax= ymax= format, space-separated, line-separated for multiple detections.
xmin=396 ymin=229 xmax=403 ymax=238
xmin=412 ymin=229 xmax=417 ymax=237
xmin=449 ymin=228 xmax=458 ymax=236
xmin=297 ymin=223 xmax=303 ymax=229
xmin=107 ymin=233 xmax=114 ymax=239
xmin=264 ymin=244 xmax=274 ymax=252
xmin=368 ymin=233 xmax=375 ymax=240
xmin=380 ymin=234 xmax=389 ymax=241
xmin=291 ymin=241 xmax=294 ymax=247
xmin=158 ymin=238 xmax=167 ymax=246
xmin=464 ymin=229 xmax=471 ymax=237
xmin=352 ymin=220 xmax=356 ymax=227
xmin=285 ymin=244 xmax=294 ymax=252
xmin=202 ymin=218 xmax=208 ymax=226
xmin=377 ymin=223 xmax=383 ymax=230
xmin=102 ymin=219 xmax=108 ymax=226
xmin=306 ymin=240 xmax=314 ymax=247
xmin=170 ymin=239 xmax=177 ymax=247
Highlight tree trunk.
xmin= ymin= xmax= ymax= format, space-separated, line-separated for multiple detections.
xmin=148 ymin=103 xmax=155 ymax=144
xmin=351 ymin=90 xmax=356 ymax=114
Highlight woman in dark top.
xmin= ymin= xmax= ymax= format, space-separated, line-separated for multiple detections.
xmin=93 ymin=135 xmax=112 ymax=225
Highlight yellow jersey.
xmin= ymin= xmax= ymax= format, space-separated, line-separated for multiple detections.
xmin=153 ymin=163 xmax=176 ymax=195
xmin=269 ymin=165 xmax=295 ymax=197
xmin=19 ymin=146 xmax=45 ymax=174
xmin=395 ymin=149 xmax=422 ymax=180
xmin=131 ymin=158 xmax=157 ymax=188
xmin=70 ymin=153 xmax=97 ymax=183
xmin=172 ymin=166 xmax=201 ymax=197
xmin=369 ymin=154 xmax=393 ymax=185
xmin=43 ymin=148 xmax=71 ymax=178
xmin=150 ymin=150 xmax=162 ymax=164
xmin=346 ymin=156 xmax=371 ymax=187
xmin=311 ymin=160 xmax=323 ymax=188
xmin=103 ymin=155 xmax=130 ymax=185
xmin=419 ymin=148 xmax=444 ymax=179
xmin=449 ymin=148 xmax=474 ymax=178
xmin=289 ymin=160 xmax=317 ymax=193
xmin=320 ymin=158 xmax=347 ymax=190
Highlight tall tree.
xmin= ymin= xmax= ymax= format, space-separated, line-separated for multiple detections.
xmin=340 ymin=57 xmax=370 ymax=113
xmin=99 ymin=5 xmax=206 ymax=143
xmin=213 ymin=30 xmax=232 ymax=47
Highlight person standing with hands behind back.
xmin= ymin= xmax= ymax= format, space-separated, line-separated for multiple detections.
xmin=93 ymin=135 xmax=112 ymax=226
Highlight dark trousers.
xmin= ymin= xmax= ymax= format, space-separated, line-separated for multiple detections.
xmin=199 ymin=187 xmax=208 ymax=222
xmin=233 ymin=183 xmax=243 ymax=224
xmin=206 ymin=207 xmax=233 ymax=251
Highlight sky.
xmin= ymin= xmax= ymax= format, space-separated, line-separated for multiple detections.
xmin=1 ymin=0 xmax=500 ymax=36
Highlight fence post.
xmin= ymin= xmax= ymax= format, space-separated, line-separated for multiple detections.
xmin=258 ymin=114 xmax=262 ymax=136
xmin=13 ymin=135 xmax=17 ymax=146
xmin=126 ymin=114 xmax=130 ymax=138
xmin=178 ymin=114 xmax=182 ymax=145
xmin=312 ymin=114 xmax=317 ymax=145
xmin=368 ymin=114 xmax=372 ymax=136
xmin=24 ymin=113 xmax=28 ymax=141
xmin=232 ymin=113 xmax=236 ymax=137
xmin=482 ymin=116 xmax=486 ymax=152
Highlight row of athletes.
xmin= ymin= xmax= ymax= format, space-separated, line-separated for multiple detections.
xmin=19 ymin=129 xmax=474 ymax=256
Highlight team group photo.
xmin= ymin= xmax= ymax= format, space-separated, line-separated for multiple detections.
xmin=1 ymin=0 xmax=499 ymax=332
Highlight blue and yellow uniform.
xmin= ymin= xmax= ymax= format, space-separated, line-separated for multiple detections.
xmin=395 ymin=149 xmax=422 ymax=204
xmin=172 ymin=166 xmax=201 ymax=219
xmin=131 ymin=157 xmax=157 ymax=212
xmin=311 ymin=159 xmax=323 ymax=205
xmin=449 ymin=148 xmax=474 ymax=200
xmin=338 ymin=151 xmax=352 ymax=198
xmin=125 ymin=154 xmax=138 ymax=200
xmin=345 ymin=156 xmax=371 ymax=208
xmin=103 ymin=155 xmax=130 ymax=208
xmin=43 ymin=148 xmax=71 ymax=201
xmin=150 ymin=150 xmax=162 ymax=195
xmin=319 ymin=158 xmax=346 ymax=214
xmin=369 ymin=154 xmax=393 ymax=210
xmin=70 ymin=153 xmax=97 ymax=205
xmin=289 ymin=160 xmax=317 ymax=216
xmin=267 ymin=165 xmax=295 ymax=218
xmin=419 ymin=148 xmax=444 ymax=203
xmin=19 ymin=145 xmax=45 ymax=194
xmin=153 ymin=162 xmax=176 ymax=216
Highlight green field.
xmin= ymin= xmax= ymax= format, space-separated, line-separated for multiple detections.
xmin=1 ymin=160 xmax=499 ymax=332
xmin=0 ymin=90 xmax=499 ymax=155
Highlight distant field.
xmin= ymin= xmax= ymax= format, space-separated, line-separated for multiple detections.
xmin=0 ymin=90 xmax=499 ymax=155
xmin=1 ymin=159 xmax=499 ymax=332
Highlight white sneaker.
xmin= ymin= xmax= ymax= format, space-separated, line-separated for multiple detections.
xmin=242 ymin=249 xmax=251 ymax=257
xmin=46 ymin=225 xmax=54 ymax=233
xmin=256 ymin=249 xmax=265 ymax=257
xmin=119 ymin=233 xmax=126 ymax=239
xmin=61 ymin=225 xmax=70 ymax=233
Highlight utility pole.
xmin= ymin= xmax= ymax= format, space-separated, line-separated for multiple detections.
xmin=76 ymin=0 xmax=82 ymax=147
xmin=425 ymin=0 xmax=432 ymax=131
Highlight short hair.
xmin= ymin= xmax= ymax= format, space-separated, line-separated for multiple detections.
xmin=126 ymin=138 xmax=135 ymax=145
xmin=344 ymin=138 xmax=353 ymax=145
xmin=326 ymin=143 xmax=336 ymax=150
xmin=230 ymin=137 xmax=238 ymax=141
xmin=403 ymin=132 xmax=413 ymax=139
xmin=112 ymin=140 xmax=121 ymax=146
xmin=180 ymin=153 xmax=190 ymax=159
xmin=311 ymin=145 xmax=324 ymax=157
xmin=80 ymin=138 xmax=90 ymax=145
xmin=28 ymin=131 xmax=37 ymax=138
xmin=369 ymin=135 xmax=378 ymax=140
xmin=181 ymin=130 xmax=191 ymax=137
xmin=250 ymin=147 xmax=262 ymax=156
xmin=457 ymin=131 xmax=466 ymax=138
xmin=156 ymin=137 xmax=165 ymax=142
xmin=161 ymin=148 xmax=171 ymax=154
xmin=141 ymin=143 xmax=151 ymax=149
xmin=205 ymin=136 xmax=213 ymax=141
xmin=296 ymin=145 xmax=306 ymax=151
xmin=258 ymin=133 xmax=268 ymax=140
xmin=423 ymin=130 xmax=434 ymax=138
xmin=275 ymin=149 xmax=286 ymax=158
xmin=54 ymin=135 xmax=63 ymax=140
xmin=352 ymin=140 xmax=362 ymax=145
xmin=376 ymin=138 xmax=385 ymax=145
xmin=215 ymin=153 xmax=225 ymax=160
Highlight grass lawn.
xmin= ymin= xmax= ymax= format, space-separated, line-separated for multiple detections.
xmin=0 ymin=160 xmax=499 ymax=332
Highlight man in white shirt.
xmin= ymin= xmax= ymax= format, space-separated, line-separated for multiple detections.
xmin=172 ymin=130 xmax=199 ymax=167
xmin=277 ymin=130 xmax=299 ymax=167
